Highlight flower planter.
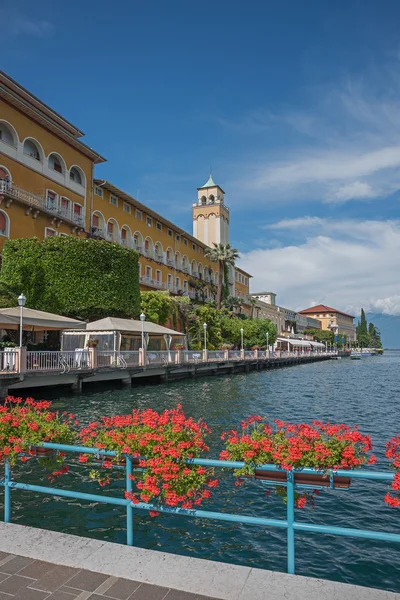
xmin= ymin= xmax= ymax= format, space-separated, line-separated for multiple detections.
xmin=93 ymin=456 xmax=141 ymax=467
xmin=32 ymin=447 xmax=55 ymax=458
xmin=254 ymin=469 xmax=351 ymax=489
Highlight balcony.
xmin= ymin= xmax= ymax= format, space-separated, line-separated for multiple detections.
xmin=0 ymin=181 xmax=85 ymax=228
xmin=139 ymin=276 xmax=168 ymax=290
xmin=89 ymin=227 xmax=106 ymax=239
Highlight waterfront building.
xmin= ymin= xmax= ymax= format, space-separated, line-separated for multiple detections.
xmin=249 ymin=291 xmax=321 ymax=336
xmin=0 ymin=70 xmax=251 ymax=304
xmin=0 ymin=70 xmax=105 ymax=246
xmin=299 ymin=304 xmax=356 ymax=343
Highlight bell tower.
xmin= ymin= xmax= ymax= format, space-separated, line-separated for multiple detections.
xmin=192 ymin=174 xmax=229 ymax=247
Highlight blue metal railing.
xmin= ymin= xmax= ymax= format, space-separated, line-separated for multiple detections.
xmin=1 ymin=442 xmax=399 ymax=575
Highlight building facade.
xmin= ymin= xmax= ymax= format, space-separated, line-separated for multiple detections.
xmin=249 ymin=292 xmax=321 ymax=336
xmin=0 ymin=71 xmax=105 ymax=248
xmin=299 ymin=304 xmax=356 ymax=343
xmin=0 ymin=70 xmax=251 ymax=304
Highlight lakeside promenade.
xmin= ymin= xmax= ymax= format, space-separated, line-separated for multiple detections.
xmin=0 ymin=523 xmax=397 ymax=600
xmin=0 ymin=349 xmax=337 ymax=396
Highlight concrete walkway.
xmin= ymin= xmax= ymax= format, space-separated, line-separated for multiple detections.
xmin=0 ymin=523 xmax=397 ymax=600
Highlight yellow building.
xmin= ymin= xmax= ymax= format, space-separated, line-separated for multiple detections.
xmin=0 ymin=70 xmax=251 ymax=304
xmin=0 ymin=70 xmax=105 ymax=246
xmin=299 ymin=304 xmax=356 ymax=343
xmin=91 ymin=179 xmax=222 ymax=299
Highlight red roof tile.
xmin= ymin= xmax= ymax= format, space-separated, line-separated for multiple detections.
xmin=299 ymin=304 xmax=355 ymax=319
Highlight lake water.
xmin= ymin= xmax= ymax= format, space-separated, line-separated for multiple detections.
xmin=3 ymin=351 xmax=400 ymax=592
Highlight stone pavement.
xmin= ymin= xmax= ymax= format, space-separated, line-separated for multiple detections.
xmin=0 ymin=523 xmax=398 ymax=600
xmin=0 ymin=552 xmax=214 ymax=600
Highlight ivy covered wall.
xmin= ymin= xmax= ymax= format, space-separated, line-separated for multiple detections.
xmin=0 ymin=237 xmax=140 ymax=321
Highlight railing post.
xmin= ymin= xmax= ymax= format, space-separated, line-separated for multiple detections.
xmin=175 ymin=350 xmax=182 ymax=364
xmin=88 ymin=347 xmax=97 ymax=369
xmin=202 ymin=349 xmax=208 ymax=362
xmin=139 ymin=348 xmax=146 ymax=367
xmin=15 ymin=347 xmax=27 ymax=374
xmin=4 ymin=460 xmax=11 ymax=523
xmin=126 ymin=455 xmax=133 ymax=546
xmin=254 ymin=349 xmax=259 ymax=360
xmin=286 ymin=471 xmax=295 ymax=574
xmin=240 ymin=349 xmax=245 ymax=360
xmin=224 ymin=350 xmax=229 ymax=361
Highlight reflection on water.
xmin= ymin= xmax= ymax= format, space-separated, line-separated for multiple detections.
xmin=2 ymin=352 xmax=400 ymax=592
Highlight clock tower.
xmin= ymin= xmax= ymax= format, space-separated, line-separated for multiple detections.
xmin=192 ymin=174 xmax=229 ymax=247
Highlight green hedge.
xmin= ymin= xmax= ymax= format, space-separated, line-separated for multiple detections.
xmin=0 ymin=237 xmax=140 ymax=321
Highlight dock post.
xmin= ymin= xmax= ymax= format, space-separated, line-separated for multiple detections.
xmin=71 ymin=377 xmax=82 ymax=394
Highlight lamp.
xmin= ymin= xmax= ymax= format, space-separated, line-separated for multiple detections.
xmin=18 ymin=294 xmax=26 ymax=348
xmin=266 ymin=331 xmax=269 ymax=357
xmin=203 ymin=322 xmax=207 ymax=350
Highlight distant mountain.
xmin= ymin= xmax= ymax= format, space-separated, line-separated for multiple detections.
xmin=364 ymin=313 xmax=400 ymax=349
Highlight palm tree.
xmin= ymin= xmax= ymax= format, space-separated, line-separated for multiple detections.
xmin=249 ymin=296 xmax=258 ymax=319
xmin=204 ymin=243 xmax=239 ymax=309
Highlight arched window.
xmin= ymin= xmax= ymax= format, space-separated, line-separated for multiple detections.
xmin=145 ymin=266 xmax=152 ymax=279
xmin=144 ymin=237 xmax=154 ymax=257
xmin=0 ymin=211 xmax=9 ymax=237
xmin=155 ymin=242 xmax=163 ymax=262
xmin=175 ymin=252 xmax=182 ymax=270
xmin=0 ymin=166 xmax=11 ymax=181
xmin=0 ymin=122 xmax=17 ymax=148
xmin=69 ymin=166 xmax=84 ymax=185
xmin=92 ymin=211 xmax=105 ymax=235
xmin=48 ymin=153 xmax=65 ymax=174
xmin=121 ymin=226 xmax=132 ymax=247
xmin=200 ymin=195 xmax=206 ymax=206
xmin=191 ymin=259 xmax=198 ymax=276
xmin=23 ymin=138 xmax=42 ymax=161
xmin=45 ymin=228 xmax=57 ymax=238
xmin=133 ymin=231 xmax=144 ymax=251
xmin=156 ymin=270 xmax=162 ymax=283
xmin=166 ymin=247 xmax=174 ymax=265
xmin=107 ymin=219 xmax=119 ymax=242
xmin=208 ymin=194 xmax=215 ymax=204
xmin=182 ymin=255 xmax=190 ymax=273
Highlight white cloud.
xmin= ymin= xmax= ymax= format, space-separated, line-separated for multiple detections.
xmin=225 ymin=72 xmax=400 ymax=204
xmin=238 ymin=218 xmax=400 ymax=316
xmin=0 ymin=8 xmax=54 ymax=37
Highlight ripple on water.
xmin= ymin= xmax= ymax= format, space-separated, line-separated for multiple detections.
xmin=3 ymin=352 xmax=400 ymax=592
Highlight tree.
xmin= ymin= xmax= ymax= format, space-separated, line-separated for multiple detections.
xmin=356 ymin=308 xmax=370 ymax=348
xmin=187 ymin=305 xmax=223 ymax=350
xmin=368 ymin=322 xmax=382 ymax=348
xmin=248 ymin=296 xmax=258 ymax=319
xmin=204 ymin=243 xmax=239 ymax=309
xmin=304 ymin=328 xmax=334 ymax=345
xmin=0 ymin=237 xmax=141 ymax=321
xmin=220 ymin=316 xmax=277 ymax=349
xmin=140 ymin=291 xmax=172 ymax=325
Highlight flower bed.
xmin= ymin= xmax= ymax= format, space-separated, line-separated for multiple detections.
xmin=0 ymin=396 xmax=77 ymax=476
xmin=79 ymin=404 xmax=218 ymax=515
xmin=384 ymin=434 xmax=400 ymax=507
xmin=220 ymin=416 xmax=376 ymax=507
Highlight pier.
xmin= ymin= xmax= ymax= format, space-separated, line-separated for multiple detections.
xmin=0 ymin=349 xmax=337 ymax=396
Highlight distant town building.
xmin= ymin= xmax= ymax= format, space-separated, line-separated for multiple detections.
xmin=249 ymin=292 xmax=321 ymax=336
xmin=299 ymin=304 xmax=356 ymax=343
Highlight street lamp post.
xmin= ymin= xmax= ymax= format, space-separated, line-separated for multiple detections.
xmin=240 ymin=327 xmax=244 ymax=351
xmin=18 ymin=294 xmax=26 ymax=348
xmin=266 ymin=331 xmax=269 ymax=357
xmin=140 ymin=312 xmax=146 ymax=351
xmin=203 ymin=322 xmax=207 ymax=350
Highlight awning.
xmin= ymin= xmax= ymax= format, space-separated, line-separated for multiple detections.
xmin=0 ymin=307 xmax=86 ymax=331
xmin=85 ymin=317 xmax=185 ymax=336
xmin=277 ymin=337 xmax=311 ymax=347
xmin=310 ymin=341 xmax=326 ymax=348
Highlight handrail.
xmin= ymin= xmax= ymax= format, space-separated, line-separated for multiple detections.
xmin=1 ymin=443 xmax=398 ymax=576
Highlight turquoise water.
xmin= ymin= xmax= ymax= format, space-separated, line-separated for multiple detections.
xmin=2 ymin=352 xmax=400 ymax=592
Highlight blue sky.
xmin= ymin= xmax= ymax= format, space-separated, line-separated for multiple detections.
xmin=2 ymin=0 xmax=400 ymax=345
